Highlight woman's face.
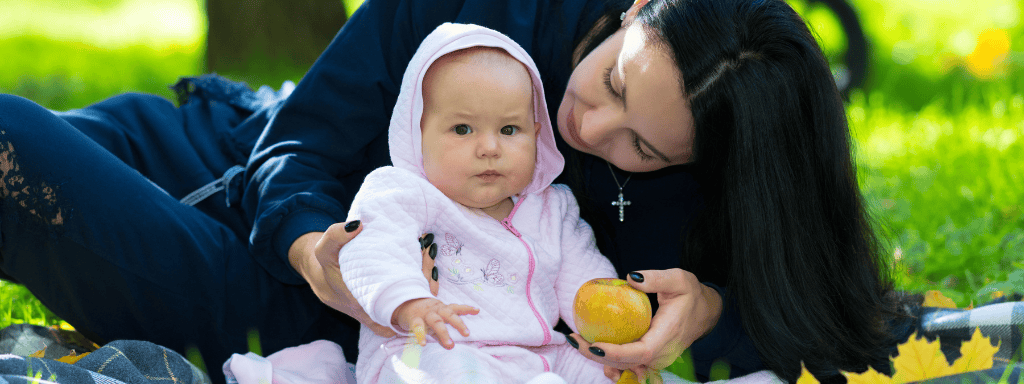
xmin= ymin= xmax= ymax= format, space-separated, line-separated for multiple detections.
xmin=557 ymin=22 xmax=695 ymax=173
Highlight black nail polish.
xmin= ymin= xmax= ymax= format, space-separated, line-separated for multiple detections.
xmin=420 ymin=233 xmax=434 ymax=249
xmin=566 ymin=335 xmax=579 ymax=349
xmin=344 ymin=220 xmax=360 ymax=232
xmin=429 ymin=243 xmax=437 ymax=259
xmin=628 ymin=272 xmax=644 ymax=283
xmin=431 ymin=266 xmax=439 ymax=281
xmin=589 ymin=346 xmax=605 ymax=357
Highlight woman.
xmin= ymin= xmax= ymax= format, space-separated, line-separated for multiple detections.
xmin=0 ymin=0 xmax=901 ymax=382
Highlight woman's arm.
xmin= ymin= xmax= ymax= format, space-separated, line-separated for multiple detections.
xmin=288 ymin=225 xmax=397 ymax=337
xmin=243 ymin=0 xmax=456 ymax=285
xmin=288 ymin=222 xmax=441 ymax=337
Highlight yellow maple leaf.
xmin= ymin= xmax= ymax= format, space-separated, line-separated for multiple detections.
xmin=795 ymin=362 xmax=820 ymax=384
xmin=891 ymin=331 xmax=956 ymax=383
xmin=842 ymin=365 xmax=894 ymax=384
xmin=951 ymin=328 xmax=999 ymax=372
xmin=843 ymin=328 xmax=999 ymax=384
xmin=922 ymin=290 xmax=958 ymax=308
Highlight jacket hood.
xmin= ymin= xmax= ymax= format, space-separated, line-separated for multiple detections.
xmin=388 ymin=23 xmax=564 ymax=196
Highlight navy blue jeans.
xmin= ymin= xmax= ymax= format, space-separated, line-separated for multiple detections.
xmin=0 ymin=77 xmax=359 ymax=383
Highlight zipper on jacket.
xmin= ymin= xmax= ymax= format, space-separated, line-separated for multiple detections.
xmin=500 ymin=196 xmax=554 ymax=358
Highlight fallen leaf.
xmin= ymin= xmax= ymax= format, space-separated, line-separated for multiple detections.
xmin=951 ymin=328 xmax=999 ymax=372
xmin=922 ymin=290 xmax=958 ymax=308
xmin=842 ymin=365 xmax=893 ymax=384
xmin=28 ymin=347 xmax=46 ymax=358
xmin=891 ymin=331 xmax=955 ymax=383
xmin=56 ymin=351 xmax=89 ymax=364
xmin=795 ymin=362 xmax=820 ymax=384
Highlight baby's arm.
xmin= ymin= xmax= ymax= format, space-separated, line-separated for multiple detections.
xmin=392 ymin=298 xmax=480 ymax=349
xmin=551 ymin=186 xmax=618 ymax=332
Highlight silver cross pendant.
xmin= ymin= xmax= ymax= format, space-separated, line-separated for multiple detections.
xmin=611 ymin=190 xmax=631 ymax=222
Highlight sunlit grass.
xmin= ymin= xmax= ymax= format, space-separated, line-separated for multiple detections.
xmin=0 ymin=35 xmax=201 ymax=110
xmin=853 ymin=88 xmax=1024 ymax=306
xmin=0 ymin=281 xmax=63 ymax=328
xmin=0 ymin=0 xmax=204 ymax=50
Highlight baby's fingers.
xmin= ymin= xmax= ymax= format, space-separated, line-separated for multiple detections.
xmin=449 ymin=304 xmax=480 ymax=316
xmin=424 ymin=312 xmax=455 ymax=349
xmin=443 ymin=305 xmax=479 ymax=338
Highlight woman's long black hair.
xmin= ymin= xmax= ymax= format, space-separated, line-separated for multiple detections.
xmin=571 ymin=0 xmax=903 ymax=381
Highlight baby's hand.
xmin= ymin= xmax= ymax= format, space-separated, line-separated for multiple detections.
xmin=393 ymin=298 xmax=480 ymax=349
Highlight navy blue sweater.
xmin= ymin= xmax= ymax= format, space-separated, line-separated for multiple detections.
xmin=241 ymin=0 xmax=764 ymax=378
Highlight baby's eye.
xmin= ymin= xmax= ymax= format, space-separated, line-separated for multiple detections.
xmin=452 ymin=124 xmax=472 ymax=135
xmin=500 ymin=125 xmax=519 ymax=135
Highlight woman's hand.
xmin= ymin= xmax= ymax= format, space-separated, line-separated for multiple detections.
xmin=566 ymin=268 xmax=723 ymax=378
xmin=288 ymin=221 xmax=441 ymax=337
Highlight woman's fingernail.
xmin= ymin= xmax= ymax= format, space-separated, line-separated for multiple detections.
xmin=432 ymin=266 xmax=439 ymax=281
xmin=419 ymin=233 xmax=434 ymax=249
xmin=344 ymin=220 xmax=361 ymax=232
xmin=566 ymin=335 xmax=579 ymax=349
xmin=429 ymin=243 xmax=437 ymax=259
xmin=628 ymin=272 xmax=644 ymax=283
xmin=589 ymin=346 xmax=605 ymax=357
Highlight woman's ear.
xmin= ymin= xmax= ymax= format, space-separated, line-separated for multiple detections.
xmin=621 ymin=0 xmax=652 ymax=27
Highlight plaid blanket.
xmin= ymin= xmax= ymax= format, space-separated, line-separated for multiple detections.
xmin=0 ymin=324 xmax=209 ymax=384
xmin=5 ymin=299 xmax=1024 ymax=383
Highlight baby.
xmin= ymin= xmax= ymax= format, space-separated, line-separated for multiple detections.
xmin=339 ymin=23 xmax=616 ymax=384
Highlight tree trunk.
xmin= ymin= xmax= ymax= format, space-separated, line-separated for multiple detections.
xmin=205 ymin=0 xmax=347 ymax=86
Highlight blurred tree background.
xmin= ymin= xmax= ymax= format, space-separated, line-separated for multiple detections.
xmin=0 ymin=0 xmax=1022 ymax=320
xmin=205 ymin=0 xmax=347 ymax=86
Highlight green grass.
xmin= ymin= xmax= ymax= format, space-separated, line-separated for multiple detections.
xmin=0 ymin=280 xmax=64 ymax=328
xmin=0 ymin=35 xmax=201 ymax=111
xmin=852 ymin=87 xmax=1024 ymax=306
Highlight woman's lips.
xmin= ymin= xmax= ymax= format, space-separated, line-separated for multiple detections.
xmin=565 ymin=103 xmax=589 ymax=150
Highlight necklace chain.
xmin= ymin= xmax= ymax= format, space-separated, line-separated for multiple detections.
xmin=607 ymin=161 xmax=632 ymax=222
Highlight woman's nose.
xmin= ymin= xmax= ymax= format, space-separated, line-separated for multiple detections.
xmin=578 ymin=108 xmax=617 ymax=147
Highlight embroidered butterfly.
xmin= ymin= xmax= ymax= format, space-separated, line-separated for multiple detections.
xmin=436 ymin=233 xmax=517 ymax=293
xmin=483 ymin=259 xmax=504 ymax=286
xmin=440 ymin=233 xmax=463 ymax=258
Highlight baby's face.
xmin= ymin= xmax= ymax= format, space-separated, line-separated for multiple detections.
xmin=420 ymin=50 xmax=538 ymax=211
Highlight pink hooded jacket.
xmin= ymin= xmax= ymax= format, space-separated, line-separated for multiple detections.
xmin=338 ymin=22 xmax=616 ymax=376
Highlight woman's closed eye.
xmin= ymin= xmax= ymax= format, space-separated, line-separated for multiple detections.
xmin=633 ymin=133 xmax=655 ymax=162
xmin=605 ymin=66 xmax=655 ymax=162
xmin=603 ymin=66 xmax=621 ymax=100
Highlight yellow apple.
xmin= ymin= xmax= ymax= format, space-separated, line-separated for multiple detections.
xmin=573 ymin=278 xmax=652 ymax=344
